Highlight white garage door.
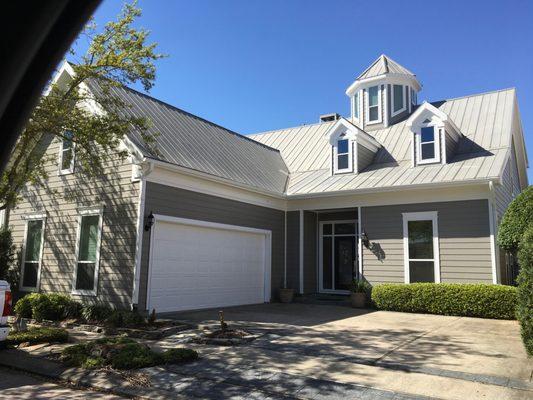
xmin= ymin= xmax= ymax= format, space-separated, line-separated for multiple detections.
xmin=147 ymin=217 xmax=270 ymax=313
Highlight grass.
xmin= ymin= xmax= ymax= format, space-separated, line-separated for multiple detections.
xmin=7 ymin=327 xmax=68 ymax=346
xmin=61 ymin=337 xmax=198 ymax=370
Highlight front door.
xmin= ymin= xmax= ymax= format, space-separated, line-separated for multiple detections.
xmin=319 ymin=221 xmax=357 ymax=293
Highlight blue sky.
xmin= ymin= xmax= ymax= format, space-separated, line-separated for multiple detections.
xmin=73 ymin=0 xmax=532 ymax=182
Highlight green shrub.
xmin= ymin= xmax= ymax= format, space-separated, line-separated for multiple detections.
xmin=61 ymin=337 xmax=197 ymax=370
xmin=14 ymin=293 xmax=81 ymax=321
xmin=105 ymin=310 xmax=145 ymax=327
xmin=0 ymin=227 xmax=15 ymax=283
xmin=13 ymin=293 xmax=40 ymax=318
xmin=81 ymin=304 xmax=113 ymax=322
xmin=371 ymin=283 xmax=517 ymax=319
xmin=350 ymin=278 xmax=372 ymax=294
xmin=7 ymin=327 xmax=68 ymax=345
xmin=517 ymin=227 xmax=533 ymax=355
xmin=498 ymin=186 xmax=533 ymax=252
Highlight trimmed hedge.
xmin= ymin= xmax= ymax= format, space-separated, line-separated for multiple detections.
xmin=517 ymin=227 xmax=533 ymax=355
xmin=371 ymin=283 xmax=517 ymax=320
xmin=497 ymin=186 xmax=533 ymax=252
xmin=14 ymin=293 xmax=81 ymax=321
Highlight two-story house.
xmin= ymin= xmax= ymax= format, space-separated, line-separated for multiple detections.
xmin=4 ymin=55 xmax=528 ymax=313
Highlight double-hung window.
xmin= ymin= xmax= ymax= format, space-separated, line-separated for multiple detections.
xmin=417 ymin=126 xmax=440 ymax=164
xmin=59 ymin=130 xmax=75 ymax=174
xmin=73 ymin=209 xmax=103 ymax=295
xmin=21 ymin=216 xmax=46 ymax=291
xmin=403 ymin=211 xmax=440 ymax=283
xmin=334 ymin=136 xmax=352 ymax=173
xmin=353 ymin=91 xmax=360 ymax=120
xmin=392 ymin=84 xmax=406 ymax=116
xmin=367 ymin=86 xmax=381 ymax=124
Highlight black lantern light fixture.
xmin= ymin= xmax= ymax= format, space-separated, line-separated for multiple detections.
xmin=145 ymin=211 xmax=155 ymax=231
xmin=360 ymin=229 xmax=370 ymax=248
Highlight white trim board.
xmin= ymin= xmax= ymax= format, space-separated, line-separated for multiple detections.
xmin=402 ymin=211 xmax=440 ymax=284
xmin=132 ymin=178 xmax=146 ymax=306
xmin=145 ymin=214 xmax=272 ymax=313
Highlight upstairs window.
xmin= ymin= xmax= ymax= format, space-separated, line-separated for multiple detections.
xmin=333 ymin=136 xmax=353 ymax=173
xmin=392 ymin=85 xmax=406 ymax=116
xmin=353 ymin=91 xmax=360 ymax=120
xmin=59 ymin=130 xmax=75 ymax=174
xmin=417 ymin=126 xmax=440 ymax=164
xmin=367 ymin=86 xmax=381 ymax=124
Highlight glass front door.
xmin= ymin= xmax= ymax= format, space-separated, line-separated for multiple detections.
xmin=320 ymin=221 xmax=357 ymax=293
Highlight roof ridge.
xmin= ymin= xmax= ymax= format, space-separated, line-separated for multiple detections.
xmin=436 ymin=87 xmax=516 ymax=103
xmin=91 ymin=78 xmax=282 ymax=154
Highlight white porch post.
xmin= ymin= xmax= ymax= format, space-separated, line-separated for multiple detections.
xmin=357 ymin=206 xmax=363 ymax=277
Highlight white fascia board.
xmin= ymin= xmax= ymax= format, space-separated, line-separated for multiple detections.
xmin=146 ymin=158 xmax=288 ymax=210
xmin=286 ymin=182 xmax=492 ymax=210
xmin=346 ymin=73 xmax=421 ymax=97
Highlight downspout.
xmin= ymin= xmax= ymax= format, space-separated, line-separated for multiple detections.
xmin=284 ymin=211 xmax=287 ymax=289
xmin=488 ymin=181 xmax=499 ymax=284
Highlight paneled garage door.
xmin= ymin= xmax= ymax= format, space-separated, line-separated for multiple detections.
xmin=147 ymin=217 xmax=270 ymax=313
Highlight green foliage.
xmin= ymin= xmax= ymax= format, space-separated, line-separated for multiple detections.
xmin=81 ymin=304 xmax=113 ymax=322
xmin=350 ymin=278 xmax=372 ymax=294
xmin=61 ymin=337 xmax=197 ymax=370
xmin=497 ymin=186 xmax=533 ymax=252
xmin=7 ymin=327 xmax=68 ymax=345
xmin=517 ymin=226 xmax=533 ymax=355
xmin=371 ymin=283 xmax=517 ymax=320
xmin=0 ymin=227 xmax=15 ymax=283
xmin=14 ymin=293 xmax=80 ymax=321
xmin=13 ymin=293 xmax=40 ymax=318
xmin=0 ymin=0 xmax=164 ymax=209
xmin=105 ymin=310 xmax=145 ymax=327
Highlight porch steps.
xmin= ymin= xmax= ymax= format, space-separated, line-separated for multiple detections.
xmin=294 ymin=293 xmax=350 ymax=306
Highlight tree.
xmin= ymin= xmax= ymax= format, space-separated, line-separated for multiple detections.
xmin=497 ymin=186 xmax=533 ymax=253
xmin=0 ymin=227 xmax=15 ymax=282
xmin=516 ymin=226 xmax=533 ymax=355
xmin=0 ymin=1 xmax=164 ymax=209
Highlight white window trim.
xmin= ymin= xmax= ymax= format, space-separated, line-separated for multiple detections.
xmin=416 ymin=124 xmax=441 ymax=165
xmin=0 ymin=209 xmax=5 ymax=228
xmin=391 ymin=84 xmax=407 ymax=117
xmin=58 ymin=136 xmax=76 ymax=175
xmin=402 ymin=211 xmax=440 ymax=284
xmin=20 ymin=213 xmax=47 ymax=292
xmin=71 ymin=206 xmax=104 ymax=296
xmin=366 ymin=85 xmax=382 ymax=125
xmin=333 ymin=138 xmax=353 ymax=174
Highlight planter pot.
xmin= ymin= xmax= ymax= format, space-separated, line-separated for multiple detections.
xmin=279 ymin=288 xmax=295 ymax=303
xmin=350 ymin=292 xmax=366 ymax=308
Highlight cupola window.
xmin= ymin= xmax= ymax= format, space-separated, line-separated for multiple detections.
xmin=353 ymin=91 xmax=360 ymax=120
xmin=392 ymin=84 xmax=406 ymax=115
xmin=367 ymin=86 xmax=381 ymax=123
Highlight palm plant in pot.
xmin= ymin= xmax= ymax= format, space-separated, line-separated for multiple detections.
xmin=350 ymin=278 xmax=371 ymax=308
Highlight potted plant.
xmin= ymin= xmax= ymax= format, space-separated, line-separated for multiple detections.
xmin=350 ymin=278 xmax=371 ymax=308
xmin=279 ymin=287 xmax=295 ymax=303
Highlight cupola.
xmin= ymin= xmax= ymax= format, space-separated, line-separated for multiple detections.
xmin=345 ymin=55 xmax=421 ymax=130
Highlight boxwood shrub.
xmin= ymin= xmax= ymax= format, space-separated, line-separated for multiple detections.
xmin=14 ymin=293 xmax=81 ymax=321
xmin=517 ymin=226 xmax=533 ymax=355
xmin=371 ymin=283 xmax=517 ymax=319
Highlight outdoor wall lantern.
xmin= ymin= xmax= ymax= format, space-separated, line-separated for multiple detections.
xmin=145 ymin=211 xmax=155 ymax=231
xmin=360 ymin=229 xmax=370 ymax=248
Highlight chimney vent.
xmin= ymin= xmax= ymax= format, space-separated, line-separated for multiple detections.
xmin=319 ymin=113 xmax=340 ymax=123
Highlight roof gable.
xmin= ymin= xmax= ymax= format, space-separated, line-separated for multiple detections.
xmin=357 ymin=54 xmax=416 ymax=80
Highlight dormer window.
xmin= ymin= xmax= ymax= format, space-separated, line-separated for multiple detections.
xmin=353 ymin=91 xmax=360 ymax=120
xmin=417 ymin=126 xmax=440 ymax=164
xmin=334 ymin=135 xmax=353 ymax=173
xmin=392 ymin=85 xmax=406 ymax=116
xmin=59 ymin=130 xmax=75 ymax=174
xmin=367 ymin=86 xmax=381 ymax=124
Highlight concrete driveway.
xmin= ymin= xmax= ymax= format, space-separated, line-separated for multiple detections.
xmin=156 ymin=303 xmax=533 ymax=400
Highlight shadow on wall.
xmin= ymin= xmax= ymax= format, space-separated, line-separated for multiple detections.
xmin=368 ymin=242 xmax=385 ymax=262
xmin=16 ymin=137 xmax=138 ymax=309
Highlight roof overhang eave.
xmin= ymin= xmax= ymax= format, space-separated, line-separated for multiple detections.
xmin=345 ymin=73 xmax=422 ymax=97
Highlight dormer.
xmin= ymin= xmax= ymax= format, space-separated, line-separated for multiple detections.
xmin=345 ymin=55 xmax=421 ymax=131
xmin=406 ymin=101 xmax=461 ymax=167
xmin=325 ymin=118 xmax=381 ymax=175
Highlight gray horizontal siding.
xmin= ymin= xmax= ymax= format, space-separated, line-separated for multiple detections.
xmin=445 ymin=131 xmax=457 ymax=163
xmin=357 ymin=145 xmax=375 ymax=172
xmin=8 ymin=135 xmax=139 ymax=308
xmin=285 ymin=211 xmax=300 ymax=292
xmin=361 ymin=199 xmax=492 ymax=285
xmin=303 ymin=211 xmax=317 ymax=294
xmin=138 ymin=182 xmax=285 ymax=311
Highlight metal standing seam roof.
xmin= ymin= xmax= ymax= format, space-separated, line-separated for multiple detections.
xmin=86 ymin=80 xmax=289 ymax=194
xmin=249 ymin=88 xmax=517 ymax=196
xmin=357 ymin=54 xmax=416 ymax=80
